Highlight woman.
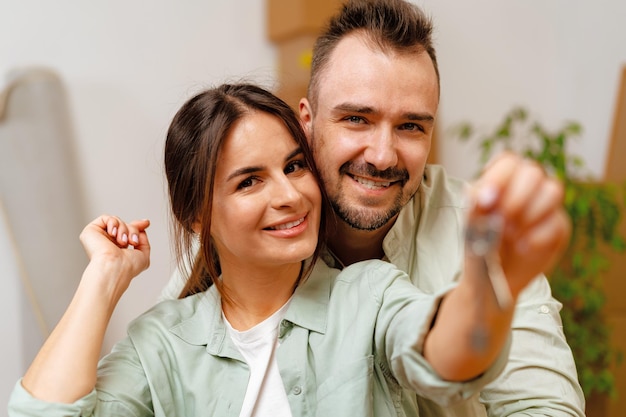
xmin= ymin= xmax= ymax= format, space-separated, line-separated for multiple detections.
xmin=10 ymin=84 xmax=535 ymax=416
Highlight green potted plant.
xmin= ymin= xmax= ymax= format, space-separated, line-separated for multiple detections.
xmin=451 ymin=107 xmax=626 ymax=400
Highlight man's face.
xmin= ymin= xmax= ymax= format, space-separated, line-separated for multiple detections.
xmin=300 ymin=33 xmax=439 ymax=231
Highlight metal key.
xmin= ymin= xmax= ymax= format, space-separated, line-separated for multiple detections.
xmin=465 ymin=213 xmax=513 ymax=311
xmin=465 ymin=213 xmax=514 ymax=352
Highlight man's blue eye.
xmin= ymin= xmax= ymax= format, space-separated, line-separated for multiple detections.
xmin=401 ymin=123 xmax=424 ymax=132
xmin=347 ymin=116 xmax=364 ymax=123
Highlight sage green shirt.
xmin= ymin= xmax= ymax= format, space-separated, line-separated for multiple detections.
xmin=9 ymin=260 xmax=509 ymax=417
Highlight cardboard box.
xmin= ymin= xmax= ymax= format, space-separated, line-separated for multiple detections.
xmin=605 ymin=66 xmax=626 ymax=181
xmin=275 ymin=82 xmax=308 ymax=112
xmin=276 ymin=35 xmax=316 ymax=88
xmin=267 ymin=0 xmax=342 ymax=42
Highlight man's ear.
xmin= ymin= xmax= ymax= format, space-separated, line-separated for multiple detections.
xmin=299 ymin=97 xmax=313 ymax=137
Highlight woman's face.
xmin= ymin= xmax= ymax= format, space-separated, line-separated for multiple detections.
xmin=210 ymin=110 xmax=321 ymax=272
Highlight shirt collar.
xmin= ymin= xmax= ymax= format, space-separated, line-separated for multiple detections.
xmin=384 ymin=165 xmax=443 ymax=267
xmin=168 ymin=261 xmax=335 ymax=350
xmin=168 ymin=288 xmax=243 ymax=359
xmin=282 ymin=259 xmax=334 ymax=335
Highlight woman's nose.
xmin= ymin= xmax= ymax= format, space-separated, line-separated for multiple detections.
xmin=270 ymin=175 xmax=301 ymax=208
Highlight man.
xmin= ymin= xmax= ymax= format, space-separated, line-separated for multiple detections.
xmin=297 ymin=0 xmax=584 ymax=416
xmin=163 ymin=0 xmax=585 ymax=415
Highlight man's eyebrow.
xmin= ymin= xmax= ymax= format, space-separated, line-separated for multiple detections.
xmin=333 ymin=102 xmax=435 ymax=123
xmin=333 ymin=102 xmax=375 ymax=114
xmin=226 ymin=146 xmax=303 ymax=182
xmin=405 ymin=113 xmax=435 ymax=123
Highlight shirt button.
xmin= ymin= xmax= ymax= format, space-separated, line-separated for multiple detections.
xmin=292 ymin=386 xmax=302 ymax=395
xmin=539 ymin=305 xmax=550 ymax=314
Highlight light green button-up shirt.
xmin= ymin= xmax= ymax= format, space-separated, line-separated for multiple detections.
xmin=9 ymin=259 xmax=509 ymax=417
xmin=377 ymin=165 xmax=585 ymax=417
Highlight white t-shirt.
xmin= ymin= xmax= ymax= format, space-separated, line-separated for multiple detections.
xmin=224 ymin=300 xmax=293 ymax=417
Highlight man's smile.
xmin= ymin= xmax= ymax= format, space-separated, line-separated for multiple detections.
xmin=350 ymin=174 xmax=392 ymax=190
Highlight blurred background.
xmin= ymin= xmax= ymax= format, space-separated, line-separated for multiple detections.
xmin=1 ymin=0 xmax=625 ymax=414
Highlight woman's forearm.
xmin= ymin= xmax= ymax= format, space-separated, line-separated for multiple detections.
xmin=21 ymin=258 xmax=129 ymax=403
xmin=423 ymin=266 xmax=516 ymax=382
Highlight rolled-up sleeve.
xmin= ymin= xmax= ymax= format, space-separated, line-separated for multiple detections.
xmin=8 ymin=381 xmax=97 ymax=417
xmin=8 ymin=336 xmax=152 ymax=417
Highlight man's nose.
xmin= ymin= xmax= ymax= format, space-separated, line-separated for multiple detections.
xmin=363 ymin=129 xmax=398 ymax=171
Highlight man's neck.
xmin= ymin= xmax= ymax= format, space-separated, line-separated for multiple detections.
xmin=327 ymin=214 xmax=396 ymax=267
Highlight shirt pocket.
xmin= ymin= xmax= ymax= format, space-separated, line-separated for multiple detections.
xmin=315 ymin=355 xmax=375 ymax=416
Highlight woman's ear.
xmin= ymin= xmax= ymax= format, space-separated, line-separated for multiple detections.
xmin=191 ymin=221 xmax=202 ymax=234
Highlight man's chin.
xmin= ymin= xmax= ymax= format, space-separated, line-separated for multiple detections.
xmin=332 ymin=204 xmax=399 ymax=232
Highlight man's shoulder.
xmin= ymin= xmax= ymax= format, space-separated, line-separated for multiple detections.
xmin=394 ymin=164 xmax=469 ymax=230
xmin=384 ymin=165 xmax=467 ymax=288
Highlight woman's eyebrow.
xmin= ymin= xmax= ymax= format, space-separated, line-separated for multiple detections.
xmin=226 ymin=165 xmax=263 ymax=181
xmin=285 ymin=146 xmax=303 ymax=161
xmin=226 ymin=147 xmax=304 ymax=181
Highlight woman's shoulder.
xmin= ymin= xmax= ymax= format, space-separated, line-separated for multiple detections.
xmin=329 ymin=260 xmax=415 ymax=307
xmin=337 ymin=259 xmax=407 ymax=283
xmin=127 ymin=290 xmax=218 ymax=336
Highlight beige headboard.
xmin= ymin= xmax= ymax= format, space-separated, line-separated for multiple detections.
xmin=0 ymin=68 xmax=88 ymax=367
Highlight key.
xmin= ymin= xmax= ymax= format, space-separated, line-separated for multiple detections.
xmin=465 ymin=213 xmax=513 ymax=311
xmin=465 ymin=213 xmax=514 ymax=351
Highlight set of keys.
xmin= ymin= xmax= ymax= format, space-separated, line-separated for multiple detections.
xmin=464 ymin=213 xmax=513 ymax=351
xmin=464 ymin=213 xmax=513 ymax=310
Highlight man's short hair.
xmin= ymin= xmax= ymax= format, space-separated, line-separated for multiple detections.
xmin=308 ymin=0 xmax=440 ymax=109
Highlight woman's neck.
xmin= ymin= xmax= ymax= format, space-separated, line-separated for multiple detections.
xmin=220 ymin=261 xmax=302 ymax=331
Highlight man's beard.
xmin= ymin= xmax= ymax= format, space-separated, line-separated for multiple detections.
xmin=330 ymin=191 xmax=406 ymax=231
xmin=329 ymin=161 xmax=411 ymax=231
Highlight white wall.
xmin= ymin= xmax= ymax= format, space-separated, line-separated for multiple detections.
xmin=1 ymin=0 xmax=625 ymax=408
xmin=419 ymin=0 xmax=626 ymax=179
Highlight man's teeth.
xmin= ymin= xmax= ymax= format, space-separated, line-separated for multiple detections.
xmin=271 ymin=217 xmax=305 ymax=230
xmin=354 ymin=176 xmax=391 ymax=189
